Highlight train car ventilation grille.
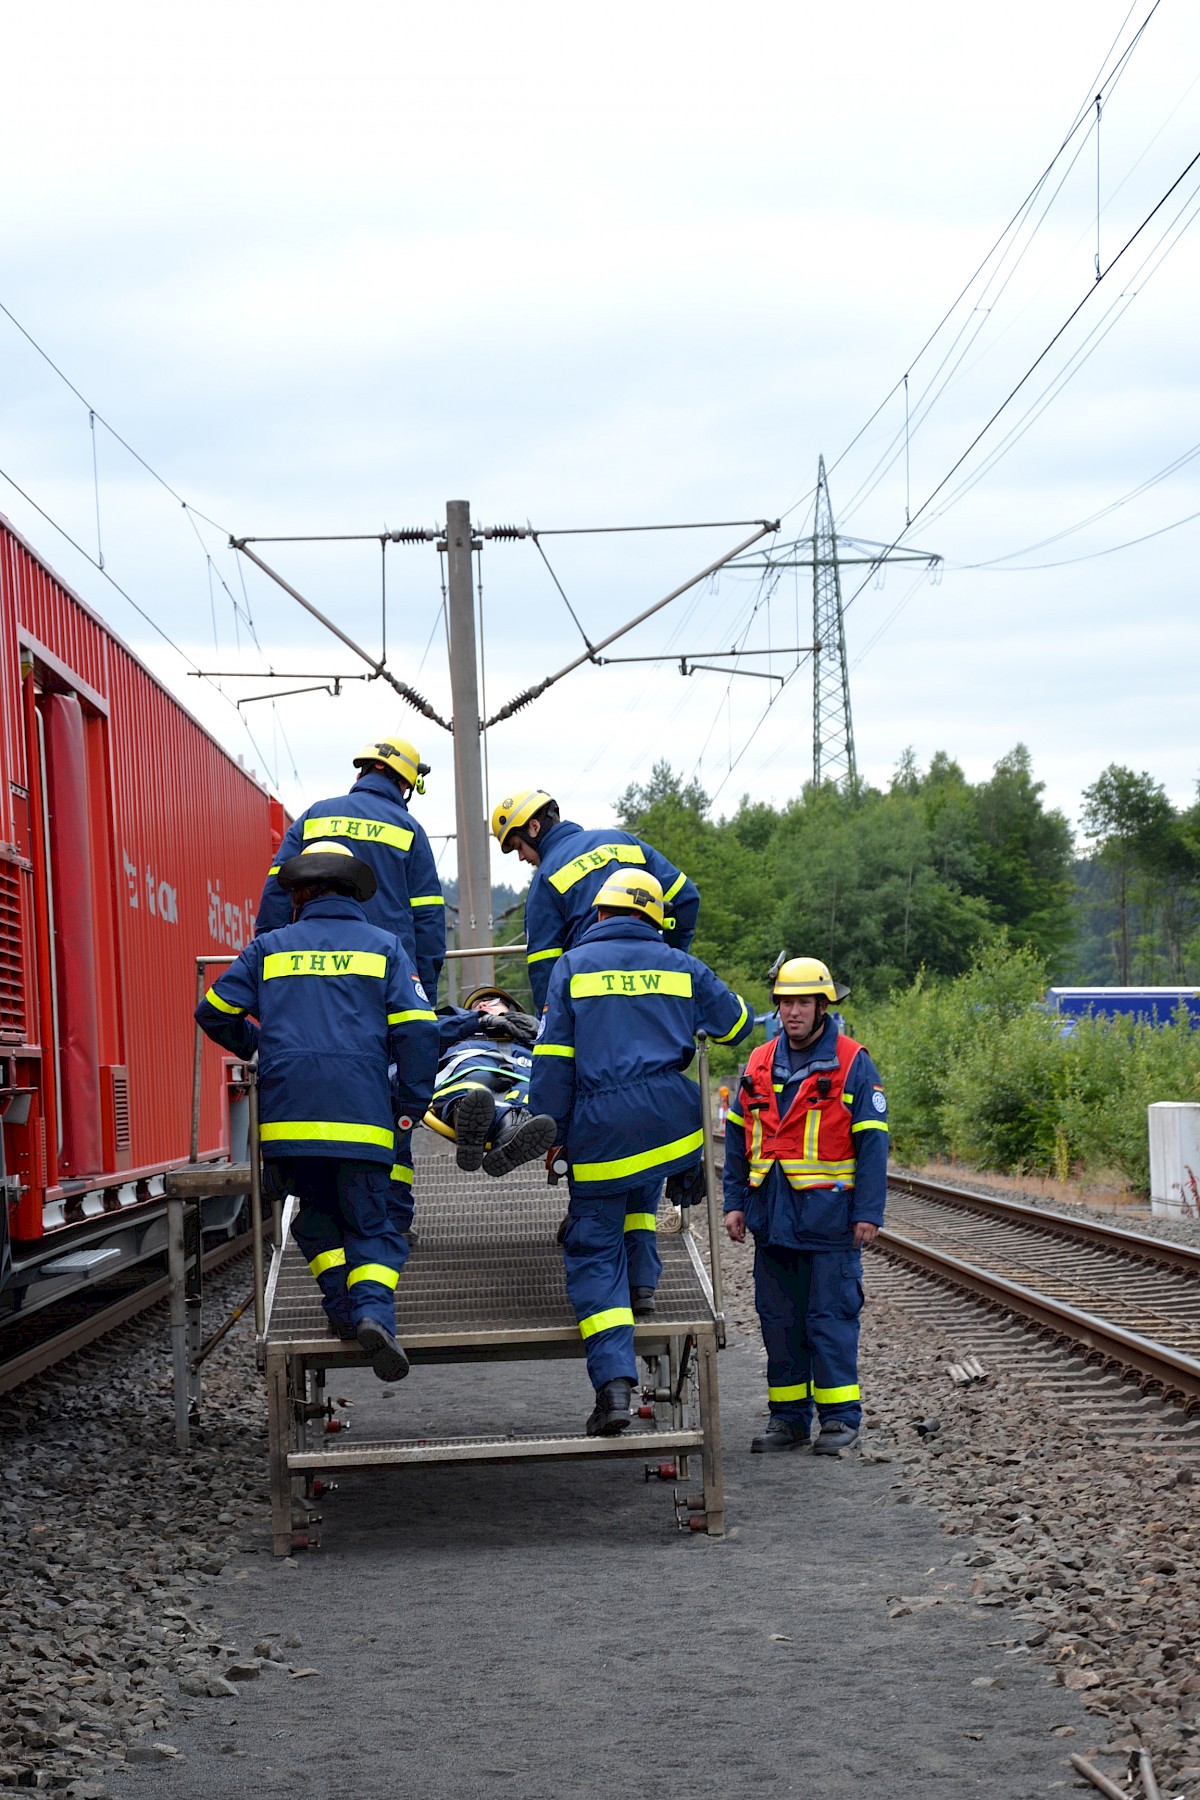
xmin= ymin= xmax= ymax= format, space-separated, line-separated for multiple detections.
xmin=107 ymin=1066 xmax=131 ymax=1152
xmin=0 ymin=858 xmax=27 ymax=1045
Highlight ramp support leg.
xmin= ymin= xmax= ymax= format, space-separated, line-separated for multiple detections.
xmin=697 ymin=1328 xmax=725 ymax=1536
xmin=266 ymin=1346 xmax=294 ymax=1555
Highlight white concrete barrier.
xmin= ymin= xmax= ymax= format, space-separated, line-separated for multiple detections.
xmin=1148 ymin=1101 xmax=1200 ymax=1219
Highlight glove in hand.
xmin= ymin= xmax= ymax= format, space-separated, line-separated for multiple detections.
xmin=665 ymin=1163 xmax=706 ymax=1209
xmin=478 ymin=1010 xmax=539 ymax=1046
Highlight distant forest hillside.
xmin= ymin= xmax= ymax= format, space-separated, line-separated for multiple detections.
xmin=613 ymin=754 xmax=1200 ymax=1004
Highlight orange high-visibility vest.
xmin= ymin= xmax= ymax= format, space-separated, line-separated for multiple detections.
xmin=740 ymin=1033 xmax=861 ymax=1190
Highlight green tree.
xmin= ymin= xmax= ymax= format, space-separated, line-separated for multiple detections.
xmin=971 ymin=745 xmax=1074 ymax=966
xmin=1080 ymin=765 xmax=1176 ymax=982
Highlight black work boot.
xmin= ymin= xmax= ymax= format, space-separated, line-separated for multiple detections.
xmin=586 ymin=1378 xmax=634 ymax=1437
xmin=482 ymin=1112 xmax=557 ymax=1178
xmin=630 ymin=1285 xmax=657 ymax=1318
xmin=454 ymin=1087 xmax=496 ymax=1172
xmin=812 ymin=1418 xmax=861 ymax=1455
xmin=356 ymin=1318 xmax=410 ymax=1383
xmin=751 ymin=1415 xmax=812 ymax=1454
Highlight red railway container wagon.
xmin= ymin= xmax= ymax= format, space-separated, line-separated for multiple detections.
xmin=0 ymin=514 xmax=286 ymax=1318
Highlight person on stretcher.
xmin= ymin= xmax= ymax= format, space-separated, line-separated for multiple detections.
xmin=421 ymin=986 xmax=557 ymax=1177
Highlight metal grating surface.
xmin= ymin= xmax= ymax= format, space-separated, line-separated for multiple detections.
xmin=265 ymin=1140 xmax=718 ymax=1347
xmin=286 ymin=1428 xmax=705 ymax=1470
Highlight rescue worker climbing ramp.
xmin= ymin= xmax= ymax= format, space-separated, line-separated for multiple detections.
xmin=490 ymin=788 xmax=700 ymax=1011
xmin=196 ymin=841 xmax=439 ymax=1381
xmin=529 ymin=868 xmax=753 ymax=1437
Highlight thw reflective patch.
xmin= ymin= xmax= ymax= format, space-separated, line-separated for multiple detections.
xmin=260 ymin=1121 xmax=394 ymax=1149
xmin=308 ymin=1247 xmax=347 ymax=1278
xmin=813 ymin=1383 xmax=860 ymax=1404
xmin=389 ymin=1164 xmax=415 ymax=1185
xmin=204 ymin=987 xmax=245 ymax=1015
xmin=569 ymin=969 xmax=692 ymax=999
xmin=409 ymin=894 xmax=444 ymax=907
xmin=303 ymin=814 xmax=414 ymax=852
xmin=548 ymin=843 xmax=646 ymax=894
xmin=663 ymin=870 xmax=688 ymax=903
xmin=712 ymin=998 xmax=748 ymax=1042
xmin=578 ymin=1306 xmax=635 ymax=1338
xmin=388 ymin=1007 xmax=438 ymax=1024
xmin=768 ymin=1381 xmax=809 ymax=1402
xmin=622 ymin=1212 xmax=657 ymax=1233
xmin=572 ymin=1129 xmax=704 ymax=1183
xmin=346 ymin=1262 xmax=400 ymax=1290
xmin=263 ymin=951 xmax=386 ymax=980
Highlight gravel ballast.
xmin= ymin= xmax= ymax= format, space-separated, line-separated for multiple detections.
xmin=1 ymin=1194 xmax=1196 ymax=1797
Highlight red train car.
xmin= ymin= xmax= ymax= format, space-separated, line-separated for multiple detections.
xmin=0 ymin=513 xmax=285 ymax=1311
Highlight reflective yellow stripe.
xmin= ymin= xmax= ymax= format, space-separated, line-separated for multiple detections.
xmin=569 ymin=969 xmax=692 ymax=1000
xmin=390 ymin=1164 xmax=414 ymax=1185
xmin=813 ymin=1383 xmax=860 ymax=1404
xmin=804 ymin=1108 xmax=820 ymax=1161
xmin=662 ymin=870 xmax=687 ymax=904
xmin=263 ymin=951 xmax=386 ymax=980
xmin=768 ymin=1381 xmax=809 ymax=1402
xmin=548 ymin=843 xmax=646 ymax=894
xmin=572 ymin=1129 xmax=704 ymax=1184
xmin=204 ymin=988 xmax=245 ymax=1015
xmin=410 ymin=894 xmax=444 ymax=907
xmin=578 ymin=1306 xmax=635 ymax=1338
xmin=303 ymin=815 xmax=413 ymax=852
xmin=346 ymin=1262 xmax=400 ymax=1290
xmin=711 ymin=998 xmax=748 ymax=1043
xmin=528 ymin=946 xmax=563 ymax=965
xmin=623 ymin=1212 xmax=657 ymax=1233
xmin=852 ymin=1120 xmax=888 ymax=1133
xmin=726 ymin=1109 xmax=745 ymax=1128
xmin=388 ymin=1007 xmax=438 ymax=1024
xmin=533 ymin=1042 xmax=575 ymax=1057
xmin=267 ymin=864 xmax=280 ymax=876
xmin=309 ymin=1247 xmax=347 ymax=1278
xmin=260 ymin=1121 xmax=394 ymax=1149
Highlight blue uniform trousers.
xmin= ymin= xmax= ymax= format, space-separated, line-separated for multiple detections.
xmin=277 ymin=1155 xmax=410 ymax=1333
xmin=562 ymin=1178 xmax=662 ymax=1390
xmin=753 ymin=1241 xmax=865 ymax=1431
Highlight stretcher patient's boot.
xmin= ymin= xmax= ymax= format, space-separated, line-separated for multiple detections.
xmin=356 ymin=1318 xmax=410 ymax=1382
xmin=751 ymin=1415 xmax=812 ymax=1454
xmin=454 ymin=1087 xmax=497 ymax=1172
xmin=586 ymin=1377 xmax=633 ymax=1437
xmin=482 ymin=1112 xmax=557 ymax=1178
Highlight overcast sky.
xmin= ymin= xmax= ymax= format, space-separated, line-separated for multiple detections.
xmin=3 ymin=0 xmax=1198 ymax=891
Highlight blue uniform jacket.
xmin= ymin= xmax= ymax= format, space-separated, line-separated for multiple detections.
xmin=196 ymin=895 xmax=439 ymax=1165
xmin=529 ymin=916 xmax=753 ymax=1196
xmin=523 ymin=819 xmax=701 ymax=1012
xmin=432 ymin=1008 xmax=532 ymax=1109
xmin=723 ymin=1016 xmax=889 ymax=1249
xmin=255 ymin=770 xmax=446 ymax=995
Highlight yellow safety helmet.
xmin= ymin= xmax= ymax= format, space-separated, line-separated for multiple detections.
xmin=277 ymin=839 xmax=377 ymax=902
xmin=491 ymin=789 xmax=554 ymax=850
xmin=593 ymin=867 xmax=665 ymax=929
xmin=772 ymin=956 xmax=847 ymax=1002
xmin=352 ymin=735 xmax=429 ymax=794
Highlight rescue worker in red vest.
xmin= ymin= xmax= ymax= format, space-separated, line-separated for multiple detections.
xmin=196 ymin=841 xmax=439 ymax=1382
xmin=490 ymin=789 xmax=700 ymax=1013
xmin=530 ymin=868 xmax=753 ymax=1436
xmin=723 ymin=957 xmax=888 ymax=1454
xmin=256 ymin=735 xmax=445 ymax=999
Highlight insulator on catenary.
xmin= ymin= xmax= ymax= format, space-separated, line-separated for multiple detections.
xmin=487 ymin=682 xmax=548 ymax=724
xmin=481 ymin=524 xmax=529 ymax=540
xmin=387 ymin=527 xmax=438 ymax=543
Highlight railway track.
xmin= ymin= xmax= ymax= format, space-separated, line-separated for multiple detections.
xmin=0 ymin=1228 xmax=255 ymax=1396
xmin=874 ymin=1173 xmax=1200 ymax=1412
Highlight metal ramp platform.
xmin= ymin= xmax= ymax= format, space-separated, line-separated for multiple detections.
xmin=262 ymin=1141 xmax=726 ymax=1553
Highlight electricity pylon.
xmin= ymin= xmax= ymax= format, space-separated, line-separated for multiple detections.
xmin=730 ymin=457 xmax=941 ymax=787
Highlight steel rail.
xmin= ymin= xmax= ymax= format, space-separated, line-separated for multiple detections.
xmin=0 ymin=1229 xmax=256 ymax=1397
xmin=888 ymin=1171 xmax=1200 ymax=1271
xmin=873 ymin=1225 xmax=1200 ymax=1409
